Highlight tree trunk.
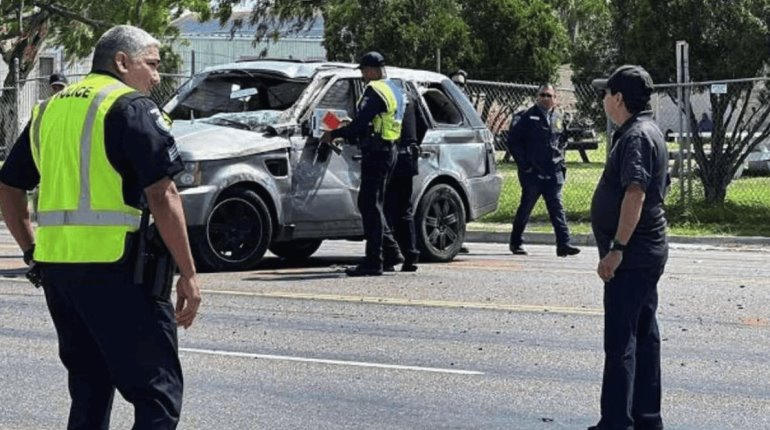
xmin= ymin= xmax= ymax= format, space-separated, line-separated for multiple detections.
xmin=699 ymin=158 xmax=730 ymax=204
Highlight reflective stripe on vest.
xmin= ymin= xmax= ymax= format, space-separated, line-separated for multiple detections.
xmin=366 ymin=79 xmax=404 ymax=141
xmin=30 ymin=74 xmax=142 ymax=263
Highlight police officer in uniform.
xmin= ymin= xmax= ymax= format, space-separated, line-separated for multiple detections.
xmin=588 ymin=65 xmax=669 ymax=430
xmin=506 ymin=83 xmax=580 ymax=257
xmin=0 ymin=25 xmax=201 ymax=429
xmin=383 ymin=90 xmax=425 ymax=272
xmin=322 ymin=51 xmax=404 ymax=276
xmin=48 ymin=72 xmax=69 ymax=94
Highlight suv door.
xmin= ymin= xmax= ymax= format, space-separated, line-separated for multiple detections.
xmin=288 ymin=77 xmax=364 ymax=238
xmin=419 ymin=82 xmax=488 ymax=178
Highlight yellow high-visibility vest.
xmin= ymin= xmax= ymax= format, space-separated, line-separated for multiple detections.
xmin=365 ymin=79 xmax=405 ymax=141
xmin=29 ymin=73 xmax=142 ymax=263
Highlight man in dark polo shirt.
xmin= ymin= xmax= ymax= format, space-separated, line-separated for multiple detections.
xmin=588 ymin=65 xmax=669 ymax=430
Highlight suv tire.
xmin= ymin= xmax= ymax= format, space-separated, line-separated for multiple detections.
xmin=192 ymin=188 xmax=272 ymax=271
xmin=269 ymin=240 xmax=323 ymax=261
xmin=415 ymin=184 xmax=466 ymax=262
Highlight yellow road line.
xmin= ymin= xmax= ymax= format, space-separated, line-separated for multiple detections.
xmin=201 ymin=289 xmax=604 ymax=316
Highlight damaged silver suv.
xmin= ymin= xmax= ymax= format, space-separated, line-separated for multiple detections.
xmin=164 ymin=60 xmax=502 ymax=271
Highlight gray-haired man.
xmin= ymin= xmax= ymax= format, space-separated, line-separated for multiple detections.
xmin=0 ymin=25 xmax=200 ymax=429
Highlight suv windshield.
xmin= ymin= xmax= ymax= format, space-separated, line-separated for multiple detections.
xmin=168 ymin=69 xmax=310 ymax=122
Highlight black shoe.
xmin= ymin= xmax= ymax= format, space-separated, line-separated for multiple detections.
xmin=509 ymin=244 xmax=527 ymax=255
xmin=556 ymin=244 xmax=580 ymax=257
xmin=401 ymin=260 xmax=418 ymax=272
xmin=383 ymin=265 xmax=396 ymax=272
xmin=345 ymin=265 xmax=383 ymax=277
xmin=383 ymin=253 xmax=404 ymax=268
xmin=459 ymin=246 xmax=469 ymax=254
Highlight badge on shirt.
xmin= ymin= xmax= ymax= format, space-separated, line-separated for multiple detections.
xmin=529 ymin=116 xmax=540 ymax=121
xmin=358 ymin=96 xmax=370 ymax=112
xmin=149 ymin=107 xmax=172 ymax=134
xmin=555 ymin=119 xmax=562 ymax=129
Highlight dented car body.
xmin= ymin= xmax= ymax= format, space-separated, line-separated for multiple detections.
xmin=164 ymin=60 xmax=502 ymax=271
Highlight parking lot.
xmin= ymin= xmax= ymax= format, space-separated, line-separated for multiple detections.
xmin=1 ymin=234 xmax=769 ymax=429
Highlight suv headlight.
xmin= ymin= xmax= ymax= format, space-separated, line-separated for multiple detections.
xmin=176 ymin=161 xmax=201 ymax=188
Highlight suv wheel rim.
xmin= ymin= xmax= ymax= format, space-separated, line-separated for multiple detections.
xmin=425 ymin=193 xmax=460 ymax=252
xmin=206 ymin=197 xmax=262 ymax=263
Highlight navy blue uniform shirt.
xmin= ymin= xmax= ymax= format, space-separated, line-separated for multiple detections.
xmin=0 ymin=71 xmax=184 ymax=209
xmin=330 ymin=85 xmax=387 ymax=143
xmin=590 ymin=111 xmax=669 ymax=268
xmin=506 ymin=104 xmax=565 ymax=178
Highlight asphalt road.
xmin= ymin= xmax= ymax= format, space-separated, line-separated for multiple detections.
xmin=1 ymin=237 xmax=769 ymax=430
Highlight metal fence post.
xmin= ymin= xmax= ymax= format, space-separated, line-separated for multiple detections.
xmin=676 ymin=41 xmax=688 ymax=206
xmin=14 ymin=57 xmax=21 ymax=140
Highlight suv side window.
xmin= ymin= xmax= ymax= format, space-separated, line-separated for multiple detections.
xmin=316 ymin=78 xmax=356 ymax=120
xmin=421 ymin=83 xmax=464 ymax=126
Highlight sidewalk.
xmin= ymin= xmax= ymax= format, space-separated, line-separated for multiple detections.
xmin=466 ymin=222 xmax=770 ymax=249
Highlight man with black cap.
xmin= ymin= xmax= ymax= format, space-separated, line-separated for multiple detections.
xmin=48 ymin=73 xmax=68 ymax=95
xmin=588 ymin=65 xmax=669 ymax=430
xmin=449 ymin=69 xmax=468 ymax=91
xmin=322 ymin=51 xmax=405 ymax=276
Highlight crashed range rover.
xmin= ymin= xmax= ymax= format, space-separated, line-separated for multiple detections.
xmin=164 ymin=60 xmax=502 ymax=272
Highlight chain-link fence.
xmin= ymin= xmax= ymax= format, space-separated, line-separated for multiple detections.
xmin=2 ymin=66 xmax=770 ymax=230
xmin=466 ymin=77 xmax=770 ymax=226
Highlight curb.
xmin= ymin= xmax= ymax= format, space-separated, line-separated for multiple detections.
xmin=465 ymin=229 xmax=770 ymax=248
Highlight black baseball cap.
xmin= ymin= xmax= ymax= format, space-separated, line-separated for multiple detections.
xmin=49 ymin=73 xmax=68 ymax=87
xmin=592 ymin=65 xmax=653 ymax=103
xmin=357 ymin=51 xmax=385 ymax=69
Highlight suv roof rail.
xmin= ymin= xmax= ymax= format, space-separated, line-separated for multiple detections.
xmin=236 ymin=57 xmax=325 ymax=63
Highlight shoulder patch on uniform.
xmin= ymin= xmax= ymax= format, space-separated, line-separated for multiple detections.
xmin=149 ymin=107 xmax=172 ymax=134
xmin=167 ymin=143 xmax=180 ymax=162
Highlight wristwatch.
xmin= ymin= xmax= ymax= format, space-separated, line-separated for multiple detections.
xmin=23 ymin=245 xmax=35 ymax=265
xmin=610 ymin=240 xmax=627 ymax=253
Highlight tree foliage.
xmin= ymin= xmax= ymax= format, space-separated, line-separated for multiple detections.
xmin=459 ymin=0 xmax=568 ymax=82
xmin=0 ymin=0 xmax=210 ymax=144
xmin=574 ymin=0 xmax=770 ymax=203
xmin=217 ymin=0 xmax=568 ymax=82
xmin=546 ymin=0 xmax=608 ymax=46
xmin=323 ymin=0 xmax=476 ymax=74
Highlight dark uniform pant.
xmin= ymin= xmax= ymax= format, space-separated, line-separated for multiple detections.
xmin=358 ymin=146 xmax=399 ymax=267
xmin=598 ymin=265 xmax=666 ymax=430
xmin=510 ymin=170 xmax=570 ymax=246
xmin=384 ymin=152 xmax=419 ymax=262
xmin=40 ymin=262 xmax=183 ymax=430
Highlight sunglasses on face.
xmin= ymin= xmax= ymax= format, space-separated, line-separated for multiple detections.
xmin=597 ymin=89 xmax=607 ymax=99
xmin=539 ymin=93 xmax=554 ymax=98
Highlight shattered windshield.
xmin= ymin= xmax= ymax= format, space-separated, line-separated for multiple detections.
xmin=168 ymin=69 xmax=309 ymax=122
xmin=199 ymin=110 xmax=284 ymax=131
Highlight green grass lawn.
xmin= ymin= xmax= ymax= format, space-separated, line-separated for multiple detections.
xmin=482 ymin=140 xmax=770 ymax=237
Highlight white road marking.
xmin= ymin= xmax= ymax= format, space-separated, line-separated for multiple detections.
xmin=180 ymin=347 xmax=484 ymax=375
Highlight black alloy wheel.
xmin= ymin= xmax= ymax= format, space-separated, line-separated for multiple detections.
xmin=415 ymin=183 xmax=466 ymax=262
xmin=191 ymin=188 xmax=272 ymax=271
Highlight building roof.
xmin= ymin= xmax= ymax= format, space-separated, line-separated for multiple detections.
xmin=173 ymin=12 xmax=324 ymax=39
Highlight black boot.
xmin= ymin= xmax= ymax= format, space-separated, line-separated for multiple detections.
xmin=556 ymin=244 xmax=580 ymax=257
xmin=401 ymin=254 xmax=418 ymax=272
xmin=383 ymin=253 xmax=405 ymax=272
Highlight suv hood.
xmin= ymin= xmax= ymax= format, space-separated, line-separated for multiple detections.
xmin=171 ymin=120 xmax=291 ymax=161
